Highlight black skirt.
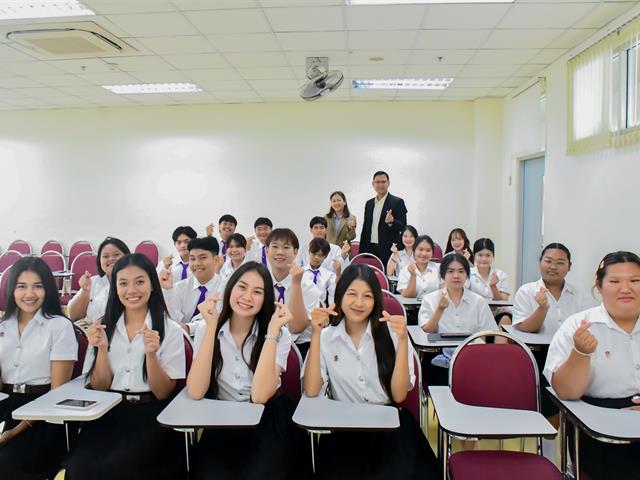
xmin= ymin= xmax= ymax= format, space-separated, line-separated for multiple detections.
xmin=313 ymin=407 xmax=439 ymax=480
xmin=63 ymin=397 xmax=184 ymax=480
xmin=193 ymin=395 xmax=309 ymax=480
xmin=531 ymin=348 xmax=558 ymax=417
xmin=0 ymin=392 xmax=67 ymax=480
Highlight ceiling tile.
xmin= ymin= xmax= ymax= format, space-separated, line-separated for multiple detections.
xmin=415 ymin=30 xmax=491 ymax=50
xmin=497 ymin=3 xmax=595 ymax=29
xmin=573 ymin=2 xmax=635 ymax=29
xmin=162 ymin=53 xmax=230 ymax=69
xmin=12 ymin=87 xmax=68 ymax=98
xmin=207 ymin=33 xmax=280 ymax=52
xmin=348 ymin=31 xmax=417 ymax=50
xmin=213 ymin=90 xmax=263 ymax=101
xmin=248 ymin=78 xmax=300 ymax=90
xmin=547 ymin=28 xmax=598 ymax=49
xmin=0 ymin=77 xmax=45 ymax=88
xmin=259 ymin=0 xmax=343 ymax=6
xmin=527 ymin=48 xmax=567 ymax=64
xmin=167 ymin=91 xmax=218 ymax=102
xmin=500 ymin=76 xmax=530 ymax=88
xmin=490 ymin=87 xmax=515 ymax=97
xmin=184 ymin=9 xmax=271 ymax=34
xmin=48 ymin=58 xmax=112 ymax=74
xmin=224 ymin=51 xmax=289 ymax=67
xmin=131 ymin=70 xmax=192 ymax=83
xmin=107 ymin=56 xmax=174 ymax=72
xmin=78 ymin=72 xmax=140 ymax=84
xmin=346 ymin=5 xmax=425 ymax=30
xmin=276 ymin=32 xmax=346 ymax=51
xmin=0 ymin=45 xmax=37 ymax=62
xmin=3 ymin=62 xmax=65 ymax=76
xmin=409 ymin=50 xmax=475 ymax=65
xmin=285 ymin=51 xmax=349 ymax=66
xmin=198 ymin=79 xmax=252 ymax=90
xmin=350 ymin=88 xmax=397 ymax=99
xmin=5 ymin=97 xmax=54 ymax=107
xmin=237 ymin=66 xmax=296 ymax=79
xmin=264 ymin=7 xmax=343 ymax=32
xmin=121 ymin=93 xmax=174 ymax=103
xmin=482 ymin=29 xmax=561 ymax=49
xmin=469 ymin=49 xmax=538 ymax=65
xmin=404 ymin=64 xmax=464 ymax=77
xmin=422 ymin=4 xmax=511 ymax=29
xmin=349 ymin=65 xmax=407 ymax=77
xmin=513 ymin=63 xmax=546 ymax=77
xmin=441 ymin=87 xmax=491 ymax=98
xmin=56 ymin=85 xmax=110 ymax=96
xmin=106 ymin=12 xmax=199 ymax=37
xmin=18 ymin=74 xmax=90 ymax=87
xmin=451 ymin=77 xmax=508 ymax=88
xmin=78 ymin=94 xmax=135 ymax=104
xmin=138 ymin=36 xmax=213 ymax=55
xmin=256 ymin=90 xmax=302 ymax=101
xmin=84 ymin=1 xmax=177 ymax=14
xmin=394 ymin=89 xmax=442 ymax=99
xmin=183 ymin=68 xmax=243 ymax=81
xmin=348 ymin=50 xmax=411 ymax=65
xmin=458 ymin=64 xmax=520 ymax=77
xmin=174 ymin=0 xmax=259 ymax=10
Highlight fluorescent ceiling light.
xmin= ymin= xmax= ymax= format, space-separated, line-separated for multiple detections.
xmin=0 ymin=1 xmax=95 ymax=20
xmin=102 ymin=83 xmax=203 ymax=95
xmin=352 ymin=78 xmax=454 ymax=90
xmin=347 ymin=0 xmax=513 ymax=5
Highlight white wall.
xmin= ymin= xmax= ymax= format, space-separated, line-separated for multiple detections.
xmin=0 ymin=100 xmax=504 ymax=259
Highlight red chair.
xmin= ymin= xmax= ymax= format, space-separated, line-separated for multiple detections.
xmin=350 ymin=241 xmax=360 ymax=257
xmin=69 ymin=241 xmax=94 ymax=268
xmin=444 ymin=331 xmax=562 ymax=480
xmin=382 ymin=289 xmax=407 ymax=318
xmin=351 ymin=253 xmax=384 ymax=272
xmin=433 ymin=243 xmax=444 ymax=263
xmin=135 ymin=240 xmax=159 ymax=266
xmin=281 ymin=344 xmax=303 ymax=404
xmin=0 ymin=265 xmax=12 ymax=311
xmin=41 ymin=239 xmax=64 ymax=255
xmin=0 ymin=250 xmax=23 ymax=273
xmin=71 ymin=324 xmax=89 ymax=379
xmin=69 ymin=251 xmax=98 ymax=292
xmin=399 ymin=351 xmax=422 ymax=425
xmin=41 ymin=251 xmax=67 ymax=291
xmin=369 ymin=265 xmax=390 ymax=290
xmin=8 ymin=239 xmax=31 ymax=255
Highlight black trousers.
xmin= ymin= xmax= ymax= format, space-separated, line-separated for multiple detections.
xmin=363 ymin=243 xmax=392 ymax=267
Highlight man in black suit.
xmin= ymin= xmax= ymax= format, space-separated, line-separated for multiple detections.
xmin=359 ymin=171 xmax=408 ymax=266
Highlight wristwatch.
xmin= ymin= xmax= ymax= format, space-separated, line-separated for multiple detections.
xmin=264 ymin=331 xmax=282 ymax=342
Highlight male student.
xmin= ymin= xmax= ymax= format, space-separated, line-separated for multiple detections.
xmin=245 ymin=217 xmax=273 ymax=266
xmin=297 ymin=216 xmax=350 ymax=274
xmin=206 ymin=214 xmax=237 ymax=260
xmin=157 ymin=226 xmax=198 ymax=284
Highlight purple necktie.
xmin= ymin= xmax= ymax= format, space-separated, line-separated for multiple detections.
xmin=308 ymin=269 xmax=320 ymax=285
xmin=180 ymin=262 xmax=189 ymax=280
xmin=275 ymin=284 xmax=285 ymax=303
xmin=261 ymin=245 xmax=267 ymax=265
xmin=192 ymin=285 xmax=207 ymax=318
xmin=221 ymin=240 xmax=227 ymax=260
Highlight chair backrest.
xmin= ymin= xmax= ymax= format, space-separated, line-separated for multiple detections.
xmin=369 ymin=265 xmax=390 ymax=290
xmin=8 ymin=239 xmax=31 ymax=255
xmin=135 ymin=240 xmax=159 ymax=266
xmin=433 ymin=243 xmax=444 ymax=263
xmin=71 ymin=324 xmax=89 ymax=379
xmin=381 ymin=289 xmax=407 ymax=317
xmin=399 ymin=350 xmax=422 ymax=423
xmin=0 ymin=265 xmax=12 ymax=311
xmin=281 ymin=344 xmax=303 ymax=404
xmin=40 ymin=251 xmax=67 ymax=290
xmin=70 ymin=251 xmax=98 ymax=292
xmin=350 ymin=241 xmax=360 ymax=257
xmin=175 ymin=334 xmax=194 ymax=391
xmin=0 ymin=250 xmax=23 ymax=273
xmin=351 ymin=253 xmax=384 ymax=271
xmin=69 ymin=241 xmax=94 ymax=267
xmin=41 ymin=239 xmax=64 ymax=255
xmin=450 ymin=331 xmax=539 ymax=412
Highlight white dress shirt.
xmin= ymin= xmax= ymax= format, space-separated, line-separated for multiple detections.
xmin=70 ymin=274 xmax=110 ymax=321
xmin=418 ymin=288 xmax=498 ymax=333
xmin=302 ymin=264 xmax=336 ymax=307
xmin=310 ymin=320 xmax=415 ymax=404
xmin=370 ymin=193 xmax=388 ymax=244
xmin=0 ymin=311 xmax=77 ymax=385
xmin=246 ymin=240 xmax=268 ymax=266
xmin=513 ymin=278 xmax=592 ymax=335
xmin=544 ymin=304 xmax=640 ymax=398
xmin=193 ymin=320 xmax=291 ymax=402
xmin=82 ymin=312 xmax=185 ymax=392
xmin=468 ymin=267 xmax=511 ymax=299
xmin=397 ymin=262 xmax=441 ymax=299
xmin=163 ymin=274 xmax=223 ymax=332
xmin=156 ymin=252 xmax=192 ymax=284
xmin=386 ymin=249 xmax=414 ymax=277
xmin=296 ymin=242 xmax=350 ymax=273
xmin=271 ymin=272 xmax=320 ymax=344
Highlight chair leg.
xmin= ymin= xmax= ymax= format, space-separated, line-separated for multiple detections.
xmin=574 ymin=426 xmax=580 ymax=480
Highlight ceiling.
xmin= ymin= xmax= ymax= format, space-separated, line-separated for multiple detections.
xmin=0 ymin=0 xmax=635 ymax=110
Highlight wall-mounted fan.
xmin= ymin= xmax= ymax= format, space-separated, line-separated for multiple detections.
xmin=300 ymin=57 xmax=344 ymax=101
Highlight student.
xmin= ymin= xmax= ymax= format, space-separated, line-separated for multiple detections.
xmin=246 ymin=217 xmax=273 ymax=266
xmin=0 ymin=257 xmax=78 ymax=480
xmin=443 ymin=228 xmax=473 ymax=265
xmin=218 ymin=233 xmax=247 ymax=284
xmin=397 ymin=234 xmax=440 ymax=299
xmin=64 ymin=253 xmax=186 ymax=480
xmin=468 ymin=238 xmax=511 ymax=325
xmin=418 ymin=253 xmax=497 ymax=385
xmin=160 ymin=237 xmax=223 ymax=334
xmin=157 ymin=226 xmax=197 ymax=284
xmin=69 ymin=236 xmax=130 ymax=322
xmin=206 ymin=214 xmax=237 ymax=260
xmin=325 ymin=191 xmax=357 ymax=246
xmin=386 ymin=225 xmax=418 ymax=277
xmin=187 ymin=262 xmax=306 ymax=479
xmin=544 ymin=251 xmax=640 ymax=480
xmin=303 ymin=264 xmax=438 ymax=479
xmin=266 ymin=228 xmax=320 ymax=358
xmin=302 ymin=238 xmax=337 ymax=307
xmin=296 ymin=216 xmax=350 ymax=274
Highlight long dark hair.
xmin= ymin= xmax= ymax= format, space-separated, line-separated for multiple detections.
xmin=400 ymin=225 xmax=419 ymax=251
xmin=326 ymin=191 xmax=351 ymax=219
xmin=86 ymin=254 xmax=168 ymax=382
xmin=331 ymin=264 xmax=396 ymax=402
xmin=445 ymin=228 xmax=473 ymax=264
xmin=207 ymin=261 xmax=276 ymax=399
xmin=2 ymin=257 xmax=65 ymax=321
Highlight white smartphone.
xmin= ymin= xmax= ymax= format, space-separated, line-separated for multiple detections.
xmin=55 ymin=399 xmax=97 ymax=410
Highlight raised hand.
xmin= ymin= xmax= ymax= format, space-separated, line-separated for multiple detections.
xmin=463 ymin=249 xmax=471 ymax=261
xmin=437 ymin=289 xmax=450 ymax=311
xmin=213 ymin=255 xmax=225 ymax=274
xmin=573 ymin=319 xmax=597 ymax=355
xmin=86 ymin=319 xmax=108 ymax=349
xmin=341 ymin=240 xmax=350 ymax=258
xmin=535 ymin=287 xmax=549 ymax=309
xmin=311 ymin=304 xmax=338 ymax=333
xmin=407 ymin=261 xmax=417 ymax=276
xmin=379 ymin=310 xmax=408 ymax=340
xmin=162 ymin=255 xmax=173 ymax=270
xmin=385 ymin=209 xmax=394 ymax=224
xmin=206 ymin=223 xmax=214 ymax=237
xmin=137 ymin=323 xmax=160 ymax=354
xmin=79 ymin=271 xmax=92 ymax=292
xmin=289 ymin=263 xmax=304 ymax=284
xmin=159 ymin=269 xmax=173 ymax=290
xmin=489 ymin=272 xmax=499 ymax=287
xmin=268 ymin=302 xmax=294 ymax=334
xmin=197 ymin=295 xmax=221 ymax=327
xmin=390 ymin=243 xmax=398 ymax=255
xmin=246 ymin=236 xmax=255 ymax=251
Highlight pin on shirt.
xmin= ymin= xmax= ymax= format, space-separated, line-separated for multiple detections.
xmin=334 ymin=354 xmax=339 ymax=362
xmin=605 ymin=350 xmax=611 ymax=358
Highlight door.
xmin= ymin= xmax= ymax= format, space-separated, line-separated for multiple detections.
xmin=519 ymin=156 xmax=545 ymax=285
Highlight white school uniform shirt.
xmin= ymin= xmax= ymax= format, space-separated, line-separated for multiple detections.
xmin=397 ymin=262 xmax=441 ymax=298
xmin=513 ymin=279 xmax=592 ymax=335
xmin=246 ymin=240 xmax=268 ymax=265
xmin=302 ymin=264 xmax=336 ymax=307
xmin=193 ymin=320 xmax=291 ymax=402
xmin=386 ymin=249 xmax=414 ymax=277
xmin=271 ymin=272 xmax=320 ymax=344
xmin=310 ymin=320 xmax=415 ymax=404
xmin=0 ymin=311 xmax=77 ymax=385
xmin=156 ymin=253 xmax=192 ymax=285
xmin=82 ymin=312 xmax=185 ymax=392
xmin=418 ymin=288 xmax=498 ymax=333
xmin=468 ymin=267 xmax=511 ymax=299
xmin=544 ymin=304 xmax=640 ymax=398
xmin=296 ymin=242 xmax=350 ymax=273
xmin=163 ymin=274 xmax=222 ymax=328
xmin=70 ymin=274 xmax=110 ymax=321
xmin=370 ymin=193 xmax=388 ymax=244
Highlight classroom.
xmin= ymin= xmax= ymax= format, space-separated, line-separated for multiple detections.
xmin=0 ymin=1 xmax=639 ymax=479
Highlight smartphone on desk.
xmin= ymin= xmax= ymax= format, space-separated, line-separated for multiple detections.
xmin=55 ymin=399 xmax=97 ymax=410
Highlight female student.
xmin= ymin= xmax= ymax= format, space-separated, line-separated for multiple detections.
xmin=187 ymin=261 xmax=306 ymax=479
xmin=443 ymin=228 xmax=473 ymax=265
xmin=325 ymin=191 xmax=357 ymax=246
xmin=418 ymin=253 xmax=497 ymax=385
xmin=397 ymin=234 xmax=440 ymax=299
xmin=303 ymin=264 xmax=438 ymax=480
xmin=386 ymin=225 xmax=418 ymax=277
xmin=0 ymin=257 xmax=78 ymax=480
xmin=468 ymin=238 xmax=511 ymax=325
xmin=544 ymin=251 xmax=640 ymax=480
xmin=69 ymin=236 xmax=130 ymax=322
xmin=64 ymin=253 xmax=186 ymax=480
xmin=218 ymin=233 xmax=248 ymax=284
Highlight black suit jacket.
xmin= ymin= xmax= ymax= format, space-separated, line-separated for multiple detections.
xmin=359 ymin=193 xmax=408 ymax=253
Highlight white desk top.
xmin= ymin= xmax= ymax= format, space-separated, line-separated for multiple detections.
xmin=392 ymin=294 xmax=422 ymax=306
xmin=292 ymin=395 xmax=399 ymax=431
xmin=12 ymin=377 xmax=122 ymax=425
xmin=408 ymin=325 xmax=463 ymax=349
xmin=547 ymin=388 xmax=640 ymax=442
xmin=0 ymin=392 xmax=8 ymax=401
xmin=157 ymin=388 xmax=264 ymax=428
xmin=429 ymin=386 xmax=556 ymax=438
xmin=502 ymin=325 xmax=553 ymax=345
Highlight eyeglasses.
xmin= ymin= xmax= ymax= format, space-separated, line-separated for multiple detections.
xmin=541 ymin=257 xmax=569 ymax=267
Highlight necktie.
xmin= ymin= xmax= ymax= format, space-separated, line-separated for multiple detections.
xmin=180 ymin=262 xmax=189 ymax=280
xmin=261 ymin=245 xmax=267 ymax=265
xmin=192 ymin=285 xmax=207 ymax=318
xmin=221 ymin=240 xmax=227 ymax=259
xmin=275 ymin=284 xmax=285 ymax=303
xmin=308 ymin=269 xmax=320 ymax=285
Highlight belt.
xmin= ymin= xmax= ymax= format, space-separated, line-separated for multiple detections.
xmin=111 ymin=391 xmax=157 ymax=404
xmin=1 ymin=383 xmax=51 ymax=395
